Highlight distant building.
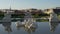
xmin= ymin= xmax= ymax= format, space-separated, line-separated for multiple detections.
xmin=14 ymin=10 xmax=26 ymax=14
xmin=27 ymin=8 xmax=43 ymax=14
xmin=14 ymin=8 xmax=43 ymax=14
xmin=56 ymin=7 xmax=60 ymax=9
xmin=44 ymin=8 xmax=60 ymax=14
xmin=30 ymin=10 xmax=43 ymax=14
xmin=53 ymin=9 xmax=60 ymax=14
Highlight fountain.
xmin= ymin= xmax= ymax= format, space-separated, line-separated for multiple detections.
xmin=45 ymin=9 xmax=60 ymax=23
xmin=0 ymin=11 xmax=12 ymax=23
xmin=24 ymin=11 xmax=37 ymax=29
xmin=49 ymin=13 xmax=59 ymax=22
xmin=16 ymin=10 xmax=37 ymax=29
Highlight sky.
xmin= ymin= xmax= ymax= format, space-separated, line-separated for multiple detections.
xmin=0 ymin=0 xmax=60 ymax=9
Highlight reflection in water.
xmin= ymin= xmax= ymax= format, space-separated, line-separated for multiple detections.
xmin=16 ymin=22 xmax=37 ymax=34
xmin=24 ymin=26 xmax=36 ymax=34
xmin=1 ymin=22 xmax=12 ymax=33
xmin=49 ymin=22 xmax=59 ymax=32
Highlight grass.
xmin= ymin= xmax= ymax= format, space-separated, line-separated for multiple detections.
xmin=32 ymin=14 xmax=49 ymax=18
xmin=11 ymin=14 xmax=25 ymax=18
xmin=0 ymin=13 xmax=60 ymax=22
xmin=36 ymin=19 xmax=49 ymax=22
xmin=58 ymin=15 xmax=60 ymax=19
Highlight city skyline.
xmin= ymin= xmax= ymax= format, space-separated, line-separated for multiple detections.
xmin=0 ymin=0 xmax=60 ymax=9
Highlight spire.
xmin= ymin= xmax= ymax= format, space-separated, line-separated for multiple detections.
xmin=10 ymin=6 xmax=11 ymax=11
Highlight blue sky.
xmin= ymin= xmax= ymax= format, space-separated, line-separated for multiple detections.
xmin=0 ymin=0 xmax=60 ymax=9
